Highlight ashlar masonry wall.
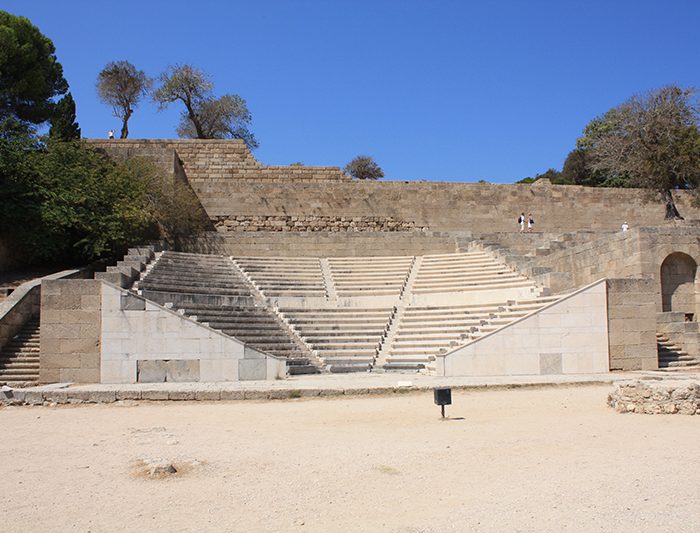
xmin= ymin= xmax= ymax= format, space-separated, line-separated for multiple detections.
xmin=86 ymin=139 xmax=700 ymax=235
xmin=40 ymin=279 xmax=286 ymax=384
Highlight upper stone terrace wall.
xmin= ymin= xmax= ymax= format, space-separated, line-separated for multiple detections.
xmin=86 ymin=139 xmax=700 ymax=234
xmin=86 ymin=139 xmax=349 ymax=183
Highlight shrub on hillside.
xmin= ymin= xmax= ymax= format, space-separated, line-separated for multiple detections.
xmin=0 ymin=134 xmax=208 ymax=266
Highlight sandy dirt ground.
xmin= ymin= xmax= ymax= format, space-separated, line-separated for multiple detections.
xmin=1 ymin=385 xmax=699 ymax=532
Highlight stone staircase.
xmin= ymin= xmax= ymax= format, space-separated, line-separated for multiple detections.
xmin=656 ymin=334 xmax=700 ymax=370
xmin=0 ymin=319 xmax=40 ymax=386
xmin=656 ymin=312 xmax=700 ymax=371
xmin=136 ymin=251 xmax=320 ymax=374
xmin=328 ymin=256 xmax=413 ymax=298
xmin=233 ymin=257 xmax=326 ymax=298
xmin=279 ymin=307 xmax=393 ymax=373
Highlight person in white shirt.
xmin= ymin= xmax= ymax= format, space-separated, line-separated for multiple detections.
xmin=621 ymin=222 xmax=629 ymax=233
xmin=108 ymin=129 xmax=115 ymax=139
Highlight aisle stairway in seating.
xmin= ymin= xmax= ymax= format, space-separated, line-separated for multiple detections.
xmin=138 ymin=251 xmax=320 ymax=374
xmin=379 ymin=296 xmax=562 ymax=372
xmin=233 ymin=257 xmax=326 ymax=298
xmin=279 ymin=307 xmax=393 ymax=372
xmin=328 ymin=256 xmax=413 ymax=298
xmin=0 ymin=319 xmax=40 ymax=386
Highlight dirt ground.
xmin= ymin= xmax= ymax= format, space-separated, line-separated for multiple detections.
xmin=1 ymin=385 xmax=698 ymax=532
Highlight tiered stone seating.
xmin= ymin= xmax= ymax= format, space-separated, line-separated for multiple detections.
xmin=132 ymin=249 xmax=556 ymax=375
xmin=141 ymin=251 xmax=255 ymax=307
xmin=382 ymin=296 xmax=563 ymax=371
xmin=412 ymin=252 xmax=534 ymax=294
xmin=138 ymin=251 xmax=319 ymax=374
xmin=0 ymin=319 xmax=40 ymax=386
xmin=175 ymin=304 xmax=318 ymax=374
xmin=328 ymin=256 xmax=413 ymax=297
xmin=279 ymin=307 xmax=393 ymax=372
xmin=234 ymin=257 xmax=325 ymax=297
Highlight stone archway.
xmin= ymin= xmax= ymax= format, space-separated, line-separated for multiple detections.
xmin=660 ymin=252 xmax=698 ymax=315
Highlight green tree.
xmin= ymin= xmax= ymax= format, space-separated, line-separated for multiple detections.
xmin=344 ymin=155 xmax=384 ymax=180
xmin=49 ymin=92 xmax=80 ymax=140
xmin=96 ymin=60 xmax=151 ymax=139
xmin=516 ymin=168 xmax=570 ymax=185
xmin=578 ymin=85 xmax=700 ymax=218
xmin=0 ymin=11 xmax=68 ymax=129
xmin=153 ymin=64 xmax=258 ymax=149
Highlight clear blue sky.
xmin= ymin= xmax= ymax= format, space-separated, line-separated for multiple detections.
xmin=5 ymin=1 xmax=699 ymax=183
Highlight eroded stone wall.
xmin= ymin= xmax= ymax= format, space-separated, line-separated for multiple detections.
xmin=213 ymin=215 xmax=424 ymax=233
xmin=608 ymin=379 xmax=700 ymax=414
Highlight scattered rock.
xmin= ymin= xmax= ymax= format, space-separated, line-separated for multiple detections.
xmin=608 ymin=379 xmax=699 ymax=415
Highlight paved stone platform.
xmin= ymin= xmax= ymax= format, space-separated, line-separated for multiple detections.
xmin=3 ymin=371 xmax=697 ymax=406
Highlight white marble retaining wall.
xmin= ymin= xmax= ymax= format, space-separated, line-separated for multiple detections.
xmin=436 ymin=280 xmax=609 ymax=377
xmin=100 ymin=283 xmax=286 ymax=383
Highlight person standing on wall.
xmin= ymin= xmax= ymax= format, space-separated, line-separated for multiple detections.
xmin=518 ymin=212 xmax=525 ymax=233
xmin=527 ymin=213 xmax=535 ymax=232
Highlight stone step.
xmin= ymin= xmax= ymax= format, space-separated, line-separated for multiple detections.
xmin=385 ymin=355 xmax=436 ymax=363
xmin=261 ymin=290 xmax=327 ymax=296
xmin=288 ymin=364 xmax=321 ymax=375
xmin=0 ymin=368 xmax=39 ymax=377
xmin=303 ymin=337 xmax=382 ymax=345
xmin=140 ymin=283 xmax=252 ymax=296
xmin=295 ymin=329 xmax=386 ymax=337
xmin=204 ymin=321 xmax=285 ymax=329
xmin=144 ymin=273 xmax=245 ymax=285
xmin=383 ymin=363 xmax=426 ymax=371
xmin=142 ymin=273 xmax=243 ymax=285
xmin=326 ymin=361 xmax=373 ymax=373
xmin=288 ymin=319 xmax=389 ymax=327
xmin=317 ymin=349 xmax=377 ymax=357
xmin=412 ymin=281 xmax=535 ymax=294
xmin=311 ymin=342 xmax=380 ymax=350
xmin=660 ymin=360 xmax=700 ymax=368
xmin=0 ymin=361 xmax=40 ymax=370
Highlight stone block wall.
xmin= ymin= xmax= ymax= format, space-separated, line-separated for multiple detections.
xmin=606 ymin=278 xmax=658 ymax=371
xmin=85 ymin=139 xmax=700 ymax=235
xmin=186 ymin=231 xmax=460 ymax=257
xmin=40 ymin=279 xmax=102 ymax=384
xmin=86 ymin=139 xmax=348 ymax=183
xmin=212 ymin=215 xmax=424 ymax=233
xmin=100 ymin=283 xmax=285 ymax=383
xmin=38 ymin=278 xmax=286 ymax=384
xmin=192 ymin=178 xmax=700 ymax=234
xmin=525 ymin=231 xmax=644 ymax=292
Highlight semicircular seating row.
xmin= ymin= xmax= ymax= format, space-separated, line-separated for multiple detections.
xmin=135 ymin=250 xmax=561 ymax=374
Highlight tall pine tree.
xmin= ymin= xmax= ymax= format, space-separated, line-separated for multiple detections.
xmin=49 ymin=93 xmax=81 ymax=141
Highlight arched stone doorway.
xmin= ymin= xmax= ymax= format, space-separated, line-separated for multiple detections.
xmin=660 ymin=252 xmax=698 ymax=315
